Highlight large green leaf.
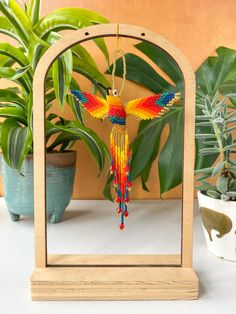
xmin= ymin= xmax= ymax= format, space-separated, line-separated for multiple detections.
xmin=130 ymin=107 xmax=183 ymax=194
xmin=46 ymin=120 xmax=107 ymax=174
xmin=158 ymin=107 xmax=183 ymax=194
xmin=135 ymin=42 xmax=182 ymax=83
xmin=107 ymin=53 xmax=174 ymax=93
xmin=0 ymin=42 xmax=28 ymax=65
xmin=0 ymin=55 xmax=12 ymax=67
xmin=0 ymin=88 xmax=25 ymax=108
xmin=0 ymin=121 xmax=3 ymax=146
xmin=0 ymin=16 xmax=25 ymax=46
xmin=47 ymin=132 xmax=79 ymax=152
xmin=52 ymin=56 xmax=72 ymax=106
xmin=0 ymin=107 xmax=27 ymax=124
xmin=93 ymin=37 xmax=109 ymax=66
xmin=196 ymin=46 xmax=236 ymax=99
xmin=0 ymin=0 xmax=31 ymax=45
xmin=34 ymin=8 xmax=109 ymax=63
xmin=1 ymin=118 xmax=32 ymax=170
xmin=218 ymin=80 xmax=236 ymax=97
xmin=66 ymin=78 xmax=84 ymax=125
xmin=0 ymin=43 xmax=31 ymax=71
xmin=27 ymin=30 xmax=48 ymax=68
xmin=72 ymin=44 xmax=97 ymax=69
xmin=34 ymin=8 xmax=108 ymax=37
xmin=130 ymin=118 xmax=163 ymax=181
xmin=73 ymin=57 xmax=110 ymax=96
xmin=25 ymin=92 xmax=33 ymax=130
xmin=0 ymin=66 xmax=31 ymax=92
xmin=0 ymin=66 xmax=20 ymax=79
xmin=26 ymin=0 xmax=41 ymax=26
xmin=49 ymin=32 xmax=73 ymax=107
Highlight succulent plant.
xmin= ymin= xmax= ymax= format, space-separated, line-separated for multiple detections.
xmin=195 ymin=92 xmax=236 ymax=201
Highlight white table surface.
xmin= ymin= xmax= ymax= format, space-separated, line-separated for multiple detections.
xmin=0 ymin=197 xmax=236 ymax=314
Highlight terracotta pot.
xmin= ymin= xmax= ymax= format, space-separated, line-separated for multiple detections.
xmin=197 ymin=191 xmax=236 ymax=261
xmin=1 ymin=151 xmax=76 ymax=223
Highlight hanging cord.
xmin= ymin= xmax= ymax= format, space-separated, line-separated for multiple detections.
xmin=112 ymin=24 xmax=126 ymax=96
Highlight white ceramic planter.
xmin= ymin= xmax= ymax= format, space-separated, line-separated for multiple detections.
xmin=197 ymin=191 xmax=236 ymax=261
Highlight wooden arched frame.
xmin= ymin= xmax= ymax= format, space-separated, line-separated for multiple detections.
xmin=31 ymin=24 xmax=198 ymax=300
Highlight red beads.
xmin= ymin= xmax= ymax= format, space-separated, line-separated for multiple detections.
xmin=115 ymin=197 xmax=121 ymax=203
xmin=125 ymin=197 xmax=129 ymax=203
xmin=125 ymin=165 xmax=130 ymax=173
xmin=116 ymin=207 xmax=122 ymax=215
xmin=124 ymin=210 xmax=129 ymax=217
xmin=120 ymin=223 xmax=125 ymax=230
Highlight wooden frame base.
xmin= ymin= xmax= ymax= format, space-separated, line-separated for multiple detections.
xmin=31 ymin=266 xmax=198 ymax=300
xmin=47 ymin=254 xmax=181 ymax=266
xmin=30 ymin=254 xmax=198 ymax=300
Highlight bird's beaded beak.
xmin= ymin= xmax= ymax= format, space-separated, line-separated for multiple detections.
xmin=109 ymin=89 xmax=119 ymax=96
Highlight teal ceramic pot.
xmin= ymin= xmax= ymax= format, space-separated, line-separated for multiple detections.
xmin=1 ymin=151 xmax=76 ymax=223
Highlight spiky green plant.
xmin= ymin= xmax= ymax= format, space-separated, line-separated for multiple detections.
xmin=195 ymin=93 xmax=236 ymax=201
xmin=0 ymin=0 xmax=110 ymax=174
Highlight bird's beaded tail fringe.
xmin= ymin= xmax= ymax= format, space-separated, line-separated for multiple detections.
xmin=110 ymin=125 xmax=131 ymax=230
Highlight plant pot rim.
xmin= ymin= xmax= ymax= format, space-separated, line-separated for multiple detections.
xmin=1 ymin=150 xmax=77 ymax=167
xmin=0 ymin=150 xmax=76 ymax=157
xmin=197 ymin=190 xmax=236 ymax=204
xmin=26 ymin=150 xmax=77 ymax=158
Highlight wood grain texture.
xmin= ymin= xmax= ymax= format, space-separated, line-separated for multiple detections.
xmin=181 ymin=56 xmax=196 ymax=268
xmin=31 ymin=266 xmax=198 ymax=300
xmin=47 ymin=254 xmax=181 ymax=266
xmin=33 ymin=68 xmax=46 ymax=267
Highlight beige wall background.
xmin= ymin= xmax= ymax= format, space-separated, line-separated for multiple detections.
xmin=0 ymin=0 xmax=236 ymax=199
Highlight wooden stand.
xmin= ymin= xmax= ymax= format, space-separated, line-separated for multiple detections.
xmin=31 ymin=260 xmax=198 ymax=300
xmin=31 ymin=24 xmax=198 ymax=300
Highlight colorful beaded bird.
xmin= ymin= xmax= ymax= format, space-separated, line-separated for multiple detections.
xmin=69 ymin=86 xmax=180 ymax=230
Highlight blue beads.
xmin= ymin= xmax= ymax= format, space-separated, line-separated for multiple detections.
xmin=109 ymin=116 xmax=126 ymax=125
xmin=70 ymin=90 xmax=87 ymax=104
xmin=155 ymin=92 xmax=174 ymax=106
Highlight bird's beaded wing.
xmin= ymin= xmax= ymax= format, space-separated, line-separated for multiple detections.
xmin=70 ymin=90 xmax=109 ymax=119
xmin=125 ymin=92 xmax=180 ymax=120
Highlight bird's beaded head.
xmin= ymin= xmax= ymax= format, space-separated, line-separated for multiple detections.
xmin=107 ymin=88 xmax=122 ymax=103
xmin=109 ymin=88 xmax=119 ymax=97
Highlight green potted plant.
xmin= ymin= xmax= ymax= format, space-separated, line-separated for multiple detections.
xmin=195 ymin=93 xmax=236 ymax=261
xmin=108 ymin=44 xmax=236 ymax=196
xmin=0 ymin=0 xmax=110 ymax=222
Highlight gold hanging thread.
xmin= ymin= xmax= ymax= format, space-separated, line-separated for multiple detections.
xmin=112 ymin=24 xmax=126 ymax=96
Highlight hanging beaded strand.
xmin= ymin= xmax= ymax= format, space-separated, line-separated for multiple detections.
xmin=109 ymin=25 xmax=131 ymax=230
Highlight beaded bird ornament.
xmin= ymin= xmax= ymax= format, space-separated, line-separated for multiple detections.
xmin=69 ymin=26 xmax=180 ymax=230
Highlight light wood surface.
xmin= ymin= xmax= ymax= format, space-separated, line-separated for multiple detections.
xmin=48 ymin=254 xmax=181 ymax=266
xmin=32 ymin=23 xmax=197 ymax=300
xmin=181 ymin=56 xmax=196 ymax=267
xmin=33 ymin=65 xmax=47 ymax=268
xmin=31 ymin=266 xmax=198 ymax=300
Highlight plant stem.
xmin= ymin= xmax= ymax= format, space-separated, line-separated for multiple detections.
xmin=211 ymin=101 xmax=229 ymax=175
xmin=212 ymin=121 xmax=224 ymax=162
